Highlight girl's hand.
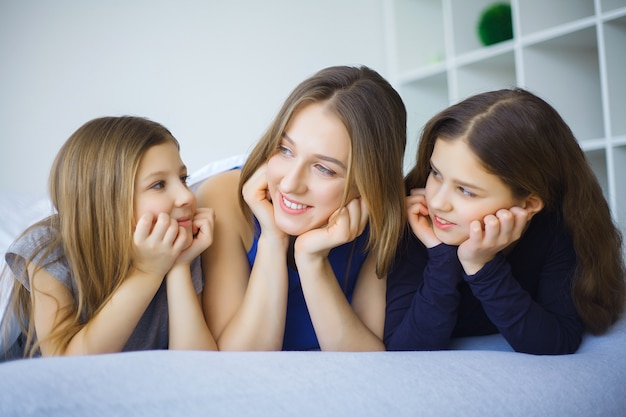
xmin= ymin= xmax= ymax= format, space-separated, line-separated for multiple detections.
xmin=458 ymin=206 xmax=530 ymax=275
xmin=175 ymin=207 xmax=215 ymax=265
xmin=294 ymin=197 xmax=368 ymax=261
xmin=133 ymin=212 xmax=188 ymax=278
xmin=242 ymin=163 xmax=287 ymax=242
xmin=406 ymin=188 xmax=441 ymax=248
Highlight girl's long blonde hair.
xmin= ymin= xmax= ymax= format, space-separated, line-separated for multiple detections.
xmin=240 ymin=65 xmax=407 ymax=277
xmin=5 ymin=116 xmax=178 ymax=357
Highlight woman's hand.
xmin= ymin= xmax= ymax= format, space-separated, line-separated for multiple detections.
xmin=458 ymin=206 xmax=530 ymax=275
xmin=133 ymin=212 xmax=188 ymax=278
xmin=242 ymin=163 xmax=287 ymax=242
xmin=406 ymin=188 xmax=441 ymax=248
xmin=175 ymin=207 xmax=215 ymax=266
xmin=294 ymin=197 xmax=368 ymax=262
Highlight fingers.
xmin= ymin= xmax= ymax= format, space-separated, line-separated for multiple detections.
xmin=242 ymin=163 xmax=269 ymax=205
xmin=468 ymin=207 xmax=530 ymax=251
xmin=134 ymin=212 xmax=179 ymax=245
xmin=405 ymin=191 xmax=441 ymax=247
xmin=347 ymin=197 xmax=368 ymax=236
xmin=191 ymin=208 xmax=215 ymax=247
xmin=409 ymin=188 xmax=427 ymax=197
xmin=133 ymin=212 xmax=154 ymax=243
xmin=132 ymin=213 xmax=184 ymax=277
xmin=328 ymin=197 xmax=368 ymax=237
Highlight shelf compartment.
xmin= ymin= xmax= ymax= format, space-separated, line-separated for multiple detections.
xmin=585 ymin=148 xmax=609 ymax=202
xmin=603 ymin=14 xmax=626 ymax=137
xmin=522 ymin=27 xmax=603 ymax=144
xmin=399 ymin=72 xmax=449 ymax=171
xmin=517 ymin=0 xmax=595 ymax=36
xmin=456 ymin=50 xmax=516 ymax=101
xmin=602 ymin=1 xmax=626 ymax=13
xmin=611 ymin=145 xmax=626 ymax=235
xmin=391 ymin=0 xmax=446 ymax=74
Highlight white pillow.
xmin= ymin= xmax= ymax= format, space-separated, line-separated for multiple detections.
xmin=188 ymin=154 xmax=248 ymax=192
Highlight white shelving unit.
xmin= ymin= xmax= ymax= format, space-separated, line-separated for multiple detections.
xmin=384 ymin=0 xmax=626 ymax=240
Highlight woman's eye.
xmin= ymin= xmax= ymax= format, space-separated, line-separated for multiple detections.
xmin=277 ymin=145 xmax=292 ymax=156
xmin=181 ymin=175 xmax=190 ymax=185
xmin=315 ymin=164 xmax=336 ymax=176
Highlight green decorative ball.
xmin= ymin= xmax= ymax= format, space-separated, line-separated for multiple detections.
xmin=477 ymin=3 xmax=513 ymax=46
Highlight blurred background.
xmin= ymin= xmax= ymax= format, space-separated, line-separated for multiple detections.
xmin=2 ymin=0 xmax=624 ymax=241
xmin=0 ymin=0 xmax=386 ymax=196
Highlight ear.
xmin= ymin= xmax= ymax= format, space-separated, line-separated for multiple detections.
xmin=521 ymin=193 xmax=544 ymax=219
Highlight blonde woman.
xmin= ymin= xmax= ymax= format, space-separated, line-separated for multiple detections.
xmin=2 ymin=116 xmax=217 ymax=359
xmin=197 ymin=65 xmax=407 ymax=351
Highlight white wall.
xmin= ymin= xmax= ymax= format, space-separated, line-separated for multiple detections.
xmin=0 ymin=0 xmax=386 ymax=196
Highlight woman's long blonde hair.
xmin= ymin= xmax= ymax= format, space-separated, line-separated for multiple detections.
xmin=240 ymin=65 xmax=407 ymax=277
xmin=6 ymin=116 xmax=178 ymax=357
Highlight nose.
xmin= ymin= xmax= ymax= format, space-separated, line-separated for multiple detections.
xmin=175 ymin=181 xmax=195 ymax=207
xmin=427 ymin=183 xmax=451 ymax=212
xmin=279 ymin=162 xmax=307 ymax=195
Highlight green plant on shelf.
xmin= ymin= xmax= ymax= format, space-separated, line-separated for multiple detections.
xmin=477 ymin=3 xmax=513 ymax=46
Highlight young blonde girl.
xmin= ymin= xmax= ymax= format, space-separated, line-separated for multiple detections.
xmin=2 ymin=116 xmax=216 ymax=359
xmin=385 ymin=88 xmax=625 ymax=355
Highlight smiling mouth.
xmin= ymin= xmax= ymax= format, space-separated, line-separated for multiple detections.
xmin=282 ymin=195 xmax=310 ymax=211
xmin=432 ymin=215 xmax=456 ymax=229
xmin=435 ymin=216 xmax=452 ymax=225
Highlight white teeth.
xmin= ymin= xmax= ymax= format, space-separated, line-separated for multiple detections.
xmin=436 ymin=216 xmax=451 ymax=225
xmin=283 ymin=196 xmax=307 ymax=210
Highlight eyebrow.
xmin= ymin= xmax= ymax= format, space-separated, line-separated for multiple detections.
xmin=140 ymin=165 xmax=188 ymax=181
xmin=430 ymin=159 xmax=487 ymax=192
xmin=282 ymin=133 xmax=347 ymax=170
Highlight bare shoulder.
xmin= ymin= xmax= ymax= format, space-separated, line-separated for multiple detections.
xmin=196 ymin=169 xmax=242 ymax=207
xmin=195 ymin=169 xmax=251 ymax=247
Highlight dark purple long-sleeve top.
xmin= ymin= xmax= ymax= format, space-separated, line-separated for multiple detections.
xmin=384 ymin=210 xmax=585 ymax=355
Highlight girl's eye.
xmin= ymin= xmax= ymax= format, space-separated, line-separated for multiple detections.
xmin=315 ymin=164 xmax=336 ymax=176
xmin=429 ymin=168 xmax=442 ymax=179
xmin=181 ymin=175 xmax=190 ymax=185
xmin=150 ymin=181 xmax=165 ymax=190
xmin=459 ymin=187 xmax=477 ymax=198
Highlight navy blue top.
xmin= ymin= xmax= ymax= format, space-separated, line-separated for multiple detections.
xmin=247 ymin=220 xmax=370 ymax=350
xmin=384 ymin=210 xmax=585 ymax=354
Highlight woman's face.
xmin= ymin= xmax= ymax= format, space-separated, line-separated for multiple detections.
xmin=266 ymin=102 xmax=356 ymax=236
xmin=425 ymin=138 xmax=525 ymax=246
xmin=133 ymin=141 xmax=196 ymax=247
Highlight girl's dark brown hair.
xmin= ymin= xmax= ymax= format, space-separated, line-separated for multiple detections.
xmin=406 ymin=88 xmax=625 ymax=334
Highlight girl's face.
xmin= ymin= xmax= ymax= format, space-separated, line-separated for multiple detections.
xmin=266 ymin=102 xmax=356 ymax=236
xmin=133 ymin=141 xmax=196 ymax=247
xmin=425 ymin=138 xmax=526 ymax=246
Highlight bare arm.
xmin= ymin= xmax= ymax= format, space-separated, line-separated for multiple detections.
xmin=294 ymin=198 xmax=386 ymax=351
xmin=166 ymin=266 xmax=217 ymax=351
xmin=166 ymin=208 xmax=217 ymax=351
xmin=198 ymin=170 xmax=289 ymax=350
xmin=297 ymin=252 xmax=386 ymax=351
xmin=31 ymin=212 xmax=193 ymax=356
xmin=30 ymin=263 xmax=164 ymax=356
